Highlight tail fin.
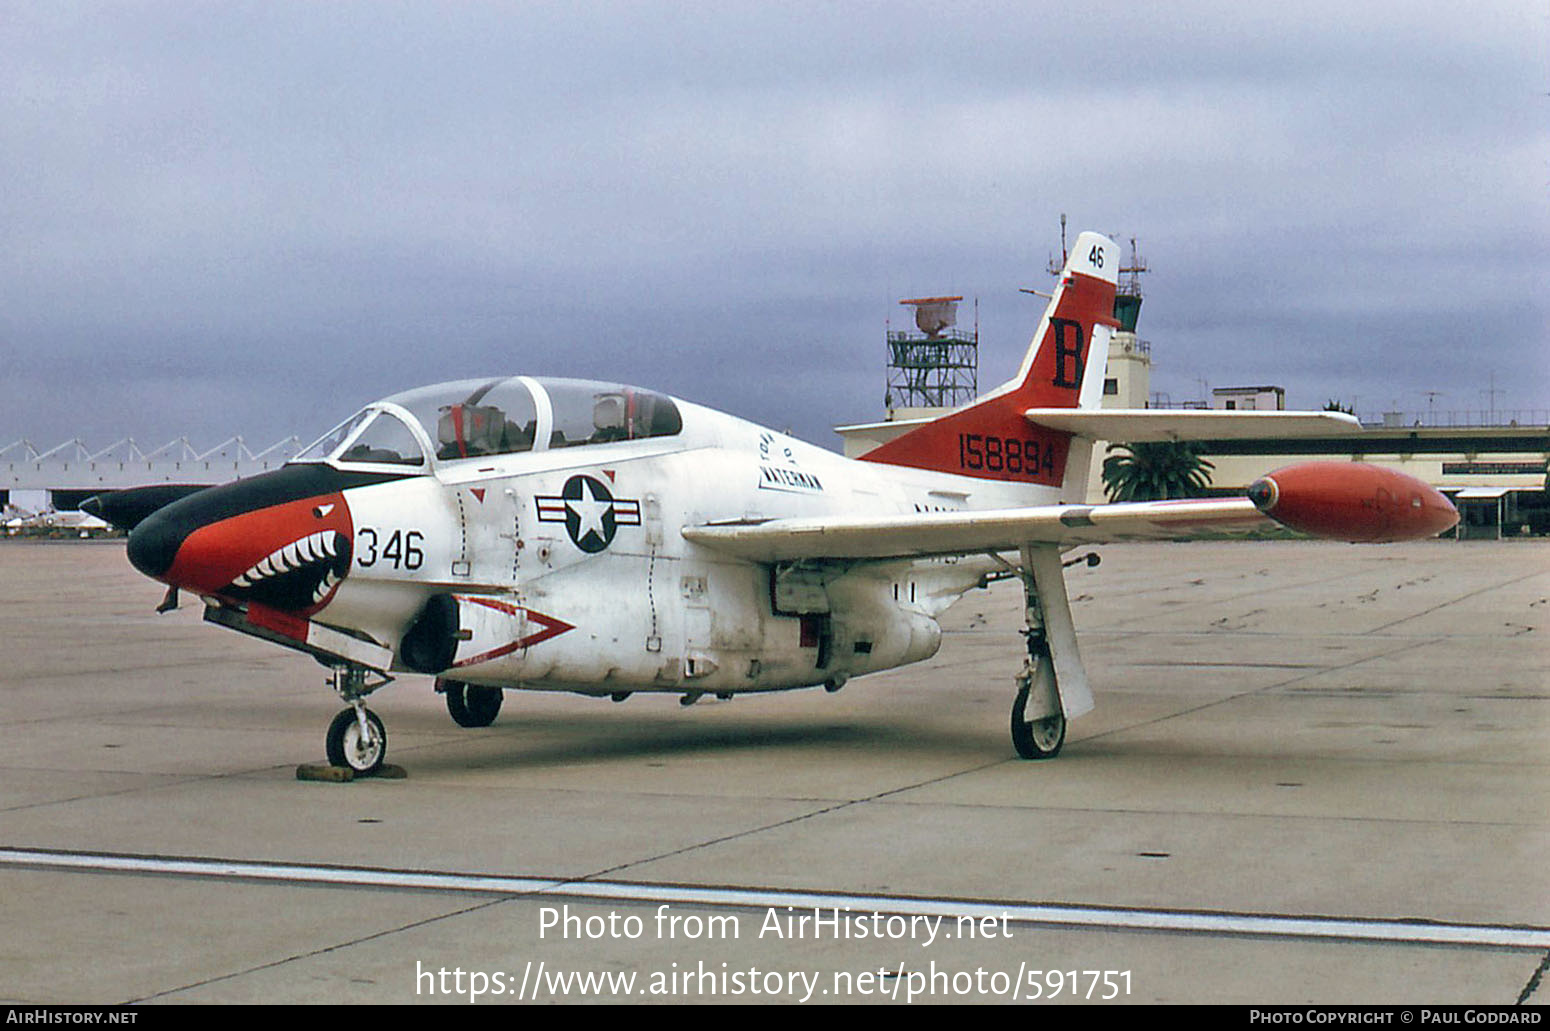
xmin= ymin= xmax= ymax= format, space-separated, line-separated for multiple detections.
xmin=860 ymin=231 xmax=1119 ymax=494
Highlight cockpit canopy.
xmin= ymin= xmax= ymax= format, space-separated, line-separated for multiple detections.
xmin=295 ymin=377 xmax=683 ymax=469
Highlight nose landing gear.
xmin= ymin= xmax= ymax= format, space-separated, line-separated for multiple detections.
xmin=326 ymin=705 xmax=386 ymax=774
xmin=325 ymin=664 xmax=394 ymax=775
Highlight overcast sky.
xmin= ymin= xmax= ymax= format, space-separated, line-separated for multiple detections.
xmin=3 ymin=1 xmax=1546 ymax=453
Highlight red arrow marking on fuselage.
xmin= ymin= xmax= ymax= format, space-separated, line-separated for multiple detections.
xmin=451 ymin=598 xmax=575 ymax=669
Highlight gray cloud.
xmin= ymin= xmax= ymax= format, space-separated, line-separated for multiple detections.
xmin=2 ymin=1 xmax=1545 ymax=450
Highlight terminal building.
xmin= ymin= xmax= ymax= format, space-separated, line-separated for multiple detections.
xmin=1100 ymin=344 xmax=1548 ymax=539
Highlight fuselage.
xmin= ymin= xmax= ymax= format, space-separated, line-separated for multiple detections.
xmin=127 ymin=376 xmax=1060 ymax=698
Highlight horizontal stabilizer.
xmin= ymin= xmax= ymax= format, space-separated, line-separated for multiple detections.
xmin=1024 ymin=408 xmax=1361 ymax=442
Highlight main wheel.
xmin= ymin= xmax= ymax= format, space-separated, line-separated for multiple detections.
xmin=1010 ymin=683 xmax=1066 ymax=760
xmin=326 ymin=707 xmax=387 ymax=774
xmin=444 ymin=681 xmax=503 ymax=728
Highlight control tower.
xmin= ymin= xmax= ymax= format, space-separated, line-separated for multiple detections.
xmin=1105 ymin=237 xmax=1151 ymax=409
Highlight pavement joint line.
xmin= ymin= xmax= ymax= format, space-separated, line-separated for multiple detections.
xmin=1076 ymin=562 xmax=1424 ymax=630
xmin=3 ymin=846 xmax=1546 ymax=951
xmin=1077 ymin=635 xmax=1427 ymax=748
xmin=129 ymin=895 xmax=516 ymax=1005
xmin=0 ymin=774 xmax=235 ymax=815
xmin=567 ymin=757 xmax=1011 ymax=884
xmin=1516 ymin=949 xmax=1550 ymax=1005
xmin=1364 ymin=568 xmax=1550 ymax=634
xmin=848 ymin=798 xmax=1549 ymax=828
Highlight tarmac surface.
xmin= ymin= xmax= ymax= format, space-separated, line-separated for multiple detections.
xmin=1 ymin=537 xmax=1546 ymax=1005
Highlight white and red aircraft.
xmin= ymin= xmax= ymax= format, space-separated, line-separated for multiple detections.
xmin=93 ymin=233 xmax=1458 ymax=773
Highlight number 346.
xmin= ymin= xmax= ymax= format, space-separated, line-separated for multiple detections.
xmin=356 ymin=527 xmax=425 ymax=570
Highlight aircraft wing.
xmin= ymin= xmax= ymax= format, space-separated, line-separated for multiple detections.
xmin=683 ymin=497 xmax=1273 ymax=562
xmin=682 ymin=462 xmax=1460 ymax=563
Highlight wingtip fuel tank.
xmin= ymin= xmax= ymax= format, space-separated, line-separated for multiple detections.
xmin=1248 ymin=462 xmax=1459 ymax=542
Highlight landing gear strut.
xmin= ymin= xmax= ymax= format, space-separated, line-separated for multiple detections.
xmin=1010 ymin=545 xmax=1074 ymax=760
xmin=325 ymin=663 xmax=393 ymax=775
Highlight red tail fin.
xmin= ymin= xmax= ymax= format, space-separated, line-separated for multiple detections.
xmin=861 ymin=232 xmax=1120 ymax=489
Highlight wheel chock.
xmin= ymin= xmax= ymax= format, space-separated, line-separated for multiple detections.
xmin=296 ymin=763 xmax=353 ymax=782
xmin=294 ymin=762 xmax=408 ymax=782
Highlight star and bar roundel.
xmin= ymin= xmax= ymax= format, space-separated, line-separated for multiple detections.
xmin=535 ymin=474 xmax=642 ymax=553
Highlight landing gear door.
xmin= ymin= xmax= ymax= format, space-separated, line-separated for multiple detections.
xmin=1022 ymin=544 xmax=1094 ymax=718
xmin=452 ymin=482 xmax=521 ymax=587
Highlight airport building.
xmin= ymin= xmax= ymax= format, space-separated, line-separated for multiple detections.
xmin=0 ymin=438 xmax=301 ymax=533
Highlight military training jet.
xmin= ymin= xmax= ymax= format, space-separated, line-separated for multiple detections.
xmin=88 ymin=233 xmax=1459 ymax=773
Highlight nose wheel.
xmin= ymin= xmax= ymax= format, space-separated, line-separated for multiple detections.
xmin=326 ymin=706 xmax=386 ymax=775
xmin=323 ymin=663 xmax=394 ymax=776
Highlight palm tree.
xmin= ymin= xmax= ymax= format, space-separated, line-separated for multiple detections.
xmin=1101 ymin=441 xmax=1215 ymax=502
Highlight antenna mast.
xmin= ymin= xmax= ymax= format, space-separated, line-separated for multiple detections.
xmin=1046 ymin=213 xmax=1069 ymax=275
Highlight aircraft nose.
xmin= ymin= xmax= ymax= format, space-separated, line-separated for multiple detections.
xmin=126 ymin=508 xmax=187 ymax=579
xmin=120 ymin=465 xmax=362 ymax=613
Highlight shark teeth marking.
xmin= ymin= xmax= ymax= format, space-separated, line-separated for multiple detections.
xmin=237 ymin=531 xmax=343 ymax=588
xmin=311 ymin=568 xmax=342 ymax=604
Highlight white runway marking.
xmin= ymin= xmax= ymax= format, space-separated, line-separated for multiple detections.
xmin=3 ymin=846 xmax=1546 ymax=950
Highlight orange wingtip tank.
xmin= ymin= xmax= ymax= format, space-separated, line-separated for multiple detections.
xmin=1247 ymin=462 xmax=1459 ymax=543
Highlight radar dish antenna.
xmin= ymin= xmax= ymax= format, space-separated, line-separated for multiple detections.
xmin=899 ymin=296 xmax=962 ymax=339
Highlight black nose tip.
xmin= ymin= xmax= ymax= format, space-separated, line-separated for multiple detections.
xmin=127 ymin=509 xmax=185 ymax=579
xmin=1247 ymin=477 xmax=1279 ymax=512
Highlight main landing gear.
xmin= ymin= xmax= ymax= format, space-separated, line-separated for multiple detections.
xmin=1009 ymin=545 xmax=1079 ymax=761
xmin=324 ymin=663 xmax=393 ymax=775
xmin=438 ymin=678 xmax=504 ymax=728
xmin=1011 ymin=636 xmax=1066 ymax=760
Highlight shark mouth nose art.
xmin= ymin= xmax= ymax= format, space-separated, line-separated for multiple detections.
xmin=125 ymin=465 xmax=376 ymax=617
xmin=228 ymin=530 xmax=353 ymax=610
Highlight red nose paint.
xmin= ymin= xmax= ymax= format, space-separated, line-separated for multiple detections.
xmin=164 ymin=492 xmax=354 ymax=613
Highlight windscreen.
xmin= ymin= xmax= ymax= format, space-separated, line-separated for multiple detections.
xmin=384 ymin=378 xmax=540 ymax=461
